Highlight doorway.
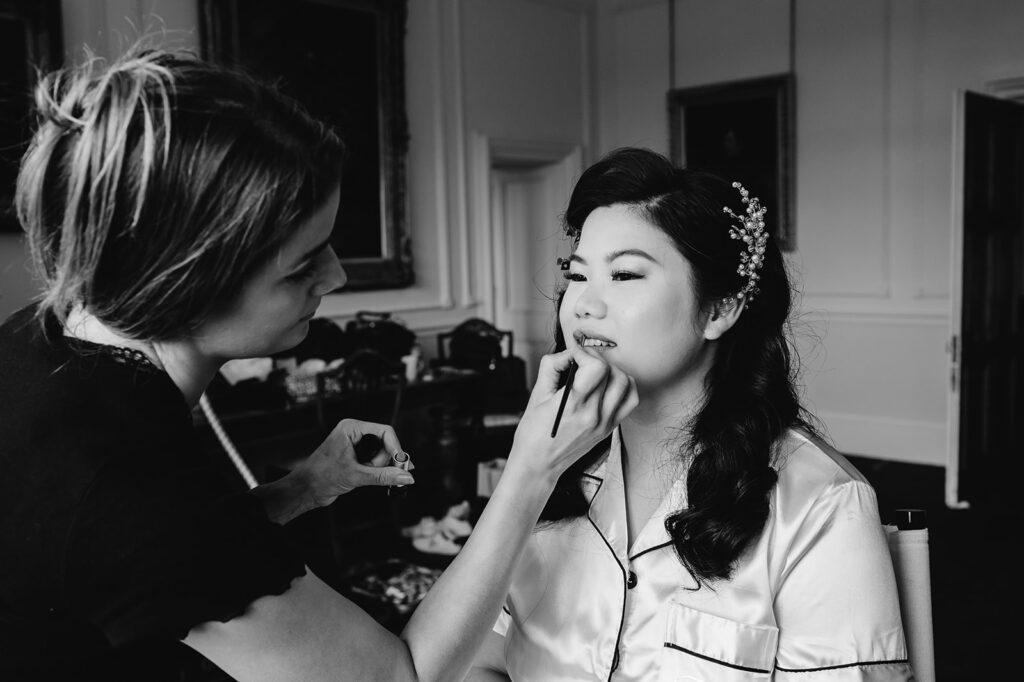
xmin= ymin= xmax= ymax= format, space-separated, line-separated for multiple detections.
xmin=948 ymin=91 xmax=1024 ymax=509
xmin=467 ymin=134 xmax=582 ymax=384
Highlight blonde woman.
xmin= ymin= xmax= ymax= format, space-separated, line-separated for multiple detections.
xmin=0 ymin=48 xmax=637 ymax=681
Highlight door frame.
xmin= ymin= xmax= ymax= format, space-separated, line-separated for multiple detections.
xmin=946 ymin=89 xmax=968 ymax=509
xmin=466 ymin=132 xmax=582 ymax=327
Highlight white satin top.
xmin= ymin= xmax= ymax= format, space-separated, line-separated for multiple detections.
xmin=493 ymin=429 xmax=913 ymax=681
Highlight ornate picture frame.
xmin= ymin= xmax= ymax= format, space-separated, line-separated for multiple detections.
xmin=200 ymin=0 xmax=412 ymax=290
xmin=0 ymin=0 xmax=62 ymax=233
xmin=668 ymin=74 xmax=795 ymax=250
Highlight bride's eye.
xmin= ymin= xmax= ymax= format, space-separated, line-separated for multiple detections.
xmin=611 ymin=270 xmax=641 ymax=281
xmin=562 ymin=271 xmax=586 ymax=282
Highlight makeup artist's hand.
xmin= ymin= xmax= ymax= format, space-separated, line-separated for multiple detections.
xmin=507 ymin=347 xmax=638 ymax=486
xmin=293 ymin=419 xmax=416 ymax=508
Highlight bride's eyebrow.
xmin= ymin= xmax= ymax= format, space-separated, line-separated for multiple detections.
xmin=569 ymin=249 xmax=659 ymax=266
xmin=608 ymin=248 xmax=658 ymax=264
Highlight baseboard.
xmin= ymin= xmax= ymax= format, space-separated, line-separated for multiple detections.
xmin=818 ymin=411 xmax=947 ymax=467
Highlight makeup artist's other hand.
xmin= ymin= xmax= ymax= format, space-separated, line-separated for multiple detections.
xmin=292 ymin=419 xmax=415 ymax=508
xmin=507 ymin=347 xmax=637 ymax=486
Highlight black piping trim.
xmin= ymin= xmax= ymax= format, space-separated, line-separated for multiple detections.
xmin=581 ymin=472 xmax=603 ymax=481
xmin=501 ymin=605 xmax=510 ymax=615
xmin=663 ymin=643 xmax=772 ymax=674
xmin=584 ymin=478 xmax=627 ymax=682
xmin=629 ymin=540 xmax=674 ymax=562
xmin=775 ymin=658 xmax=909 ymax=673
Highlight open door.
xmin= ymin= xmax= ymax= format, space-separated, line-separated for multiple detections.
xmin=484 ymin=146 xmax=581 ymax=382
xmin=947 ymin=90 xmax=1024 ymax=509
xmin=489 ymin=161 xmax=574 ymax=381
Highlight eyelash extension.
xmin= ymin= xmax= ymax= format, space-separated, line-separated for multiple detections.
xmin=561 ymin=270 xmax=642 ymax=282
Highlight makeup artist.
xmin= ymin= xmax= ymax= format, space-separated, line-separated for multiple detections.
xmin=0 ymin=46 xmax=638 ymax=681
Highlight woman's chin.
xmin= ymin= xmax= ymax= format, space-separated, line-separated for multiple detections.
xmin=262 ymin=324 xmax=310 ymax=357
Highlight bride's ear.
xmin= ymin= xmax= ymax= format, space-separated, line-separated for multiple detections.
xmin=704 ymin=296 xmax=745 ymax=341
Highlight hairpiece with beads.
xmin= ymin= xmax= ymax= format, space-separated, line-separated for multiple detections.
xmin=722 ymin=181 xmax=768 ymax=302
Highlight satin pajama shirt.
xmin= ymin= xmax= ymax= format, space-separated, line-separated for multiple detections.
xmin=493 ymin=429 xmax=913 ymax=681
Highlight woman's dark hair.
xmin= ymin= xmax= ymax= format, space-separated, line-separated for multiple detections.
xmin=16 ymin=44 xmax=345 ymax=340
xmin=541 ymin=147 xmax=816 ymax=586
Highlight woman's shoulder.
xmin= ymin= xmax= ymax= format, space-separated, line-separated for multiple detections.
xmin=775 ymin=428 xmax=869 ymax=486
xmin=771 ymin=428 xmax=878 ymax=518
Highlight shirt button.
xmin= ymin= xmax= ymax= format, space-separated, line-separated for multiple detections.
xmin=626 ymin=569 xmax=638 ymax=589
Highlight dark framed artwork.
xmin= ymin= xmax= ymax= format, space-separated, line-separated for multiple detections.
xmin=668 ymin=74 xmax=795 ymax=250
xmin=200 ymin=0 xmax=412 ymax=290
xmin=0 ymin=0 xmax=62 ymax=233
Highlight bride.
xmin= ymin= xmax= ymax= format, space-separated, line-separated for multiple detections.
xmin=468 ymin=147 xmax=912 ymax=681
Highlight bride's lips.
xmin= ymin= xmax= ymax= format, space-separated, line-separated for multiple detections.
xmin=573 ymin=329 xmax=617 ymax=349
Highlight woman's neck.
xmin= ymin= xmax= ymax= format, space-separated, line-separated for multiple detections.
xmin=63 ymin=307 xmax=220 ymax=407
xmin=621 ymin=371 xmax=703 ymax=463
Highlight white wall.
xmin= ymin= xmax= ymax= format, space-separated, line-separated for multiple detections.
xmin=320 ymin=0 xmax=593 ymax=342
xmin=0 ymin=0 xmax=199 ymax=323
xmin=598 ymin=0 xmax=1024 ymax=465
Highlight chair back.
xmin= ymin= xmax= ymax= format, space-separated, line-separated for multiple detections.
xmin=316 ymin=349 xmax=406 ymax=427
xmin=436 ymin=317 xmax=513 ymax=369
xmin=436 ymin=318 xmax=528 ymax=415
xmin=884 ymin=508 xmax=935 ymax=682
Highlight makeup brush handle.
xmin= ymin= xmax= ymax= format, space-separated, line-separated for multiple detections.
xmin=550 ymin=360 xmax=577 ymax=438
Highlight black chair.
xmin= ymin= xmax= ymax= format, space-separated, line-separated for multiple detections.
xmin=436 ymin=319 xmax=529 ymax=500
xmin=436 ymin=318 xmax=528 ymax=417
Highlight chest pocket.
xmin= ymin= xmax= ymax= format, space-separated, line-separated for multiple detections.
xmin=660 ymin=602 xmax=779 ymax=681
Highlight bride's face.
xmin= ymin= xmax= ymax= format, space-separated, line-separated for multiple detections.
xmin=558 ymin=204 xmax=713 ymax=393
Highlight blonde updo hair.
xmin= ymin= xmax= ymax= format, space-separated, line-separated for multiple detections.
xmin=16 ymin=44 xmax=345 ymax=340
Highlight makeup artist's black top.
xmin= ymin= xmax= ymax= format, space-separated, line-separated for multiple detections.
xmin=0 ymin=305 xmax=305 ymax=681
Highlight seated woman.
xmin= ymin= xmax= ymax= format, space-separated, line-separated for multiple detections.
xmin=468 ymin=148 xmax=912 ymax=681
xmin=0 ymin=47 xmax=638 ymax=681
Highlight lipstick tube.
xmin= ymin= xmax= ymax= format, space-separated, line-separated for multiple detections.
xmin=389 ymin=451 xmax=411 ymax=497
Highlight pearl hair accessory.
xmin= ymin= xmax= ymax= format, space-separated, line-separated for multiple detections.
xmin=722 ymin=181 xmax=769 ymax=302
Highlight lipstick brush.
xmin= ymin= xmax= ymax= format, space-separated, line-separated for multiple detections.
xmin=550 ymin=360 xmax=578 ymax=438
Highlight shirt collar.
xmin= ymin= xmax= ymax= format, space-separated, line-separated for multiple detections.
xmin=583 ymin=427 xmax=688 ymax=561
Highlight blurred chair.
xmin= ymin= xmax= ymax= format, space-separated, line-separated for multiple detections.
xmin=436 ymin=318 xmax=529 ymax=498
xmin=436 ymin=317 xmax=528 ymax=418
xmin=312 ymin=349 xmax=409 ymax=573
xmin=885 ymin=508 xmax=935 ymax=682
xmin=315 ymin=348 xmax=406 ymax=428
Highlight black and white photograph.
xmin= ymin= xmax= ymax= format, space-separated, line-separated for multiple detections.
xmin=0 ymin=1 xmax=1020 ymax=681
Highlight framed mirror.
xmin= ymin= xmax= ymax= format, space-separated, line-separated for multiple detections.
xmin=0 ymin=0 xmax=62 ymax=233
xmin=200 ymin=0 xmax=413 ymax=290
xmin=668 ymin=74 xmax=795 ymax=250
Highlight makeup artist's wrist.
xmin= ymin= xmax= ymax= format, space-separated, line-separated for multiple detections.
xmin=250 ymin=468 xmax=319 ymax=525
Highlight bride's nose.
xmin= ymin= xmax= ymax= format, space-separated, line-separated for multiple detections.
xmin=574 ymin=284 xmax=606 ymax=319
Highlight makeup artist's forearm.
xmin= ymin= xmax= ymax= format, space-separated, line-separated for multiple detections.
xmin=249 ymin=470 xmax=316 ymax=525
xmin=400 ymin=461 xmax=555 ymax=682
